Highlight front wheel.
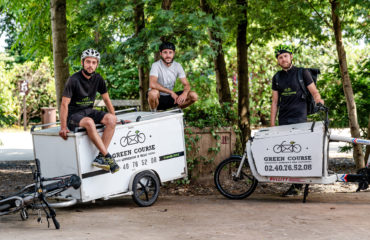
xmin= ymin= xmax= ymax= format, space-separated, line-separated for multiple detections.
xmin=132 ymin=171 xmax=160 ymax=207
xmin=214 ymin=156 xmax=258 ymax=199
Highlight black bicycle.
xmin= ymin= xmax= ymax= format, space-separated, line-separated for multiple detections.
xmin=0 ymin=158 xmax=81 ymax=229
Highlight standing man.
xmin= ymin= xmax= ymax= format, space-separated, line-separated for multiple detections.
xmin=59 ymin=49 xmax=120 ymax=173
xmin=147 ymin=42 xmax=198 ymax=111
xmin=270 ymin=44 xmax=324 ymax=196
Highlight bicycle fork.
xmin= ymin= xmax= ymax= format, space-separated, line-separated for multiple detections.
xmin=235 ymin=151 xmax=248 ymax=178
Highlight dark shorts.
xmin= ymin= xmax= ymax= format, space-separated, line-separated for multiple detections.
xmin=147 ymin=90 xmax=183 ymax=110
xmin=67 ymin=108 xmax=106 ymax=131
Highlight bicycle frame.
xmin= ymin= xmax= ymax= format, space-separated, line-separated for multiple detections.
xmin=0 ymin=159 xmax=81 ymax=229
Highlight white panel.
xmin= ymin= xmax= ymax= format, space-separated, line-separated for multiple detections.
xmin=251 ymin=122 xmax=324 ymax=177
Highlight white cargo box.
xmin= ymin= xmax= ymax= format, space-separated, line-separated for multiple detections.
xmin=31 ymin=110 xmax=187 ymax=203
xmin=250 ymin=122 xmax=325 ymax=177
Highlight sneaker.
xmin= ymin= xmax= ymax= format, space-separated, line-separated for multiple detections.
xmin=92 ymin=154 xmax=110 ymax=171
xmin=282 ymin=184 xmax=303 ymax=197
xmin=103 ymin=154 xmax=120 ymax=174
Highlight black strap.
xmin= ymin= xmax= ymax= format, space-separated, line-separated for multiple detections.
xmin=297 ymin=68 xmax=309 ymax=98
xmin=274 ymin=72 xmax=281 ymax=106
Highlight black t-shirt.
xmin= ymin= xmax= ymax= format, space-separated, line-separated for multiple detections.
xmin=272 ymin=66 xmax=313 ymax=125
xmin=62 ymin=70 xmax=107 ymax=115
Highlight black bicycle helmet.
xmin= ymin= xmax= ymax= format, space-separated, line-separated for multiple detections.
xmin=159 ymin=42 xmax=176 ymax=52
xmin=274 ymin=44 xmax=294 ymax=58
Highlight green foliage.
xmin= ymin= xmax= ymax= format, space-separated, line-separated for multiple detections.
xmin=318 ymin=55 xmax=370 ymax=130
xmin=0 ymin=56 xmax=56 ymax=126
xmin=0 ymin=59 xmax=17 ymax=126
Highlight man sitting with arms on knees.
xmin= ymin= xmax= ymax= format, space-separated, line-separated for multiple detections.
xmin=148 ymin=42 xmax=198 ymax=111
xmin=59 ymin=49 xmax=120 ymax=173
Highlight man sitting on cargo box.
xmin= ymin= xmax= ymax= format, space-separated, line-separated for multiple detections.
xmin=59 ymin=49 xmax=120 ymax=173
xmin=147 ymin=42 xmax=198 ymax=111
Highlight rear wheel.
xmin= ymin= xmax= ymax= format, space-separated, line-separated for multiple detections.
xmin=132 ymin=171 xmax=160 ymax=207
xmin=214 ymin=156 xmax=258 ymax=199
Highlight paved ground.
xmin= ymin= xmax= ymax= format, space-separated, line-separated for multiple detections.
xmin=1 ymin=193 xmax=370 ymax=240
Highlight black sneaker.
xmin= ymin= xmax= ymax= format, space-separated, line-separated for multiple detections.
xmin=282 ymin=184 xmax=303 ymax=197
xmin=92 ymin=154 xmax=110 ymax=171
xmin=104 ymin=154 xmax=120 ymax=174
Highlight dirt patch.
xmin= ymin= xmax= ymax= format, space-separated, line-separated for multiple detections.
xmin=0 ymin=157 xmax=359 ymax=198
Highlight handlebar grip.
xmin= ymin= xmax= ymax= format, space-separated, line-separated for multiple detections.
xmin=52 ymin=216 xmax=60 ymax=229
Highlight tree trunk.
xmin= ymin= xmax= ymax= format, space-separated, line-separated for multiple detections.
xmin=236 ymin=0 xmax=251 ymax=146
xmin=134 ymin=0 xmax=149 ymax=110
xmin=154 ymin=0 xmax=172 ymax=61
xmin=330 ymin=0 xmax=364 ymax=168
xmin=200 ymin=0 xmax=231 ymax=105
xmin=365 ymin=114 xmax=370 ymax=165
xmin=50 ymin=0 xmax=69 ymax=110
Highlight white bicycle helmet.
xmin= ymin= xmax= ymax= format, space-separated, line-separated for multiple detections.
xmin=81 ymin=49 xmax=100 ymax=62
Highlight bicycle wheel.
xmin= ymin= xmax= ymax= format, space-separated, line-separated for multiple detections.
xmin=214 ymin=156 xmax=258 ymax=199
xmin=132 ymin=171 xmax=160 ymax=207
xmin=273 ymin=145 xmax=282 ymax=153
xmin=293 ymin=144 xmax=301 ymax=153
xmin=137 ymin=133 xmax=146 ymax=143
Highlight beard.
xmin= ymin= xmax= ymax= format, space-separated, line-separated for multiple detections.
xmin=82 ymin=64 xmax=96 ymax=76
xmin=161 ymin=56 xmax=174 ymax=64
xmin=279 ymin=60 xmax=292 ymax=70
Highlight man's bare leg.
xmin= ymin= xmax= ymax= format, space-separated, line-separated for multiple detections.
xmin=100 ymin=113 xmax=117 ymax=149
xmin=148 ymin=89 xmax=160 ymax=111
xmin=79 ymin=117 xmax=108 ymax=155
xmin=178 ymin=91 xmax=198 ymax=109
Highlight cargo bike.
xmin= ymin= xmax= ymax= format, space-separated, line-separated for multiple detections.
xmin=30 ymin=109 xmax=187 ymax=207
xmin=214 ymin=104 xmax=370 ymax=202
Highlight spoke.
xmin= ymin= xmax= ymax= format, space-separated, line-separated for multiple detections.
xmin=137 ymin=189 xmax=145 ymax=197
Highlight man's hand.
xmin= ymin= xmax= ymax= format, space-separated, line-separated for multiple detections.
xmin=176 ymin=92 xmax=188 ymax=106
xmin=315 ymin=98 xmax=324 ymax=105
xmin=170 ymin=91 xmax=179 ymax=104
xmin=59 ymin=128 xmax=70 ymax=140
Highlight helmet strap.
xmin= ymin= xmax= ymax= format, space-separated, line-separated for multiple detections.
xmin=82 ymin=63 xmax=95 ymax=77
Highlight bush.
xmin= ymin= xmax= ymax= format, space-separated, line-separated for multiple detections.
xmin=0 ymin=56 xmax=56 ymax=126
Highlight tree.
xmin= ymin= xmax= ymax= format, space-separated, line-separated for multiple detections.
xmin=329 ymin=0 xmax=364 ymax=168
xmin=134 ymin=0 xmax=150 ymax=110
xmin=200 ymin=0 xmax=232 ymax=106
xmin=236 ymin=0 xmax=251 ymax=145
xmin=50 ymin=0 xmax=69 ymax=109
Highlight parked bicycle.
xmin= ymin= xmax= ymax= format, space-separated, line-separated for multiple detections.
xmin=214 ymin=104 xmax=370 ymax=202
xmin=0 ymin=158 xmax=81 ymax=229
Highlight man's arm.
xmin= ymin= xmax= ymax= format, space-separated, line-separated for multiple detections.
xmin=59 ymin=97 xmax=71 ymax=140
xmin=101 ymin=92 xmax=115 ymax=115
xmin=306 ymin=83 xmax=324 ymax=104
xmin=149 ymin=75 xmax=179 ymax=101
xmin=270 ymin=90 xmax=279 ymax=127
xmin=176 ymin=77 xmax=191 ymax=105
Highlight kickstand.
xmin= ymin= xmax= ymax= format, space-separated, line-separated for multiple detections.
xmin=302 ymin=184 xmax=309 ymax=203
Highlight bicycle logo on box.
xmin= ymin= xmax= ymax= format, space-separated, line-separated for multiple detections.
xmin=120 ymin=130 xmax=146 ymax=147
xmin=273 ymin=141 xmax=302 ymax=153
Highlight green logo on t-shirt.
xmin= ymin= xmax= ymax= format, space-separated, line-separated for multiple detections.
xmin=76 ymin=97 xmax=93 ymax=105
xmin=281 ymin=87 xmax=296 ymax=96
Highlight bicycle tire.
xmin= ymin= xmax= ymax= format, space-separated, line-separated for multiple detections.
xmin=137 ymin=133 xmax=146 ymax=143
xmin=214 ymin=156 xmax=258 ymax=199
xmin=131 ymin=171 xmax=160 ymax=207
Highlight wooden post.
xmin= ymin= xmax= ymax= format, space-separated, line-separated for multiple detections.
xmin=23 ymin=95 xmax=27 ymax=131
